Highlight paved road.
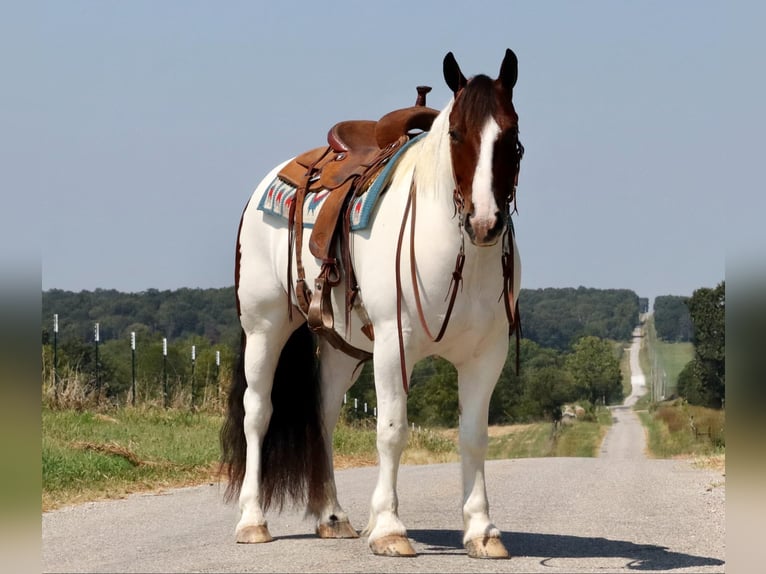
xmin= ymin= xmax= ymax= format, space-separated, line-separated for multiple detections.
xmin=43 ymin=326 xmax=725 ymax=573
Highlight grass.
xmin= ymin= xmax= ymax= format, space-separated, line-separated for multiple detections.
xmin=43 ymin=402 xmax=612 ymax=511
xmin=484 ymin=408 xmax=612 ymax=459
xmin=642 ymin=316 xmax=694 ymax=398
xmin=42 ymin=406 xmax=459 ymax=511
xmin=638 ymin=400 xmax=725 ymax=459
xmin=619 ymin=341 xmax=633 ymax=398
xmin=42 ymin=407 xmax=223 ymax=510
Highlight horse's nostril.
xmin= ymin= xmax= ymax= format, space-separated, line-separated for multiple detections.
xmin=490 ymin=212 xmax=504 ymax=235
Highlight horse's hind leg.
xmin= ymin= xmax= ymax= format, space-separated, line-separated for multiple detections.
xmin=314 ymin=343 xmax=365 ymax=539
xmin=234 ymin=323 xmax=293 ymax=543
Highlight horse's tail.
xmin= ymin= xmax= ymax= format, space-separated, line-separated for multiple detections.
xmin=220 ymin=323 xmax=329 ymax=516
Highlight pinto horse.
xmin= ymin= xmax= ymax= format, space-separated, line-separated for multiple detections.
xmin=221 ymin=49 xmax=523 ymax=559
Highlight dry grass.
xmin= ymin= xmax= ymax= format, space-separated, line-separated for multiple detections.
xmin=690 ymin=453 xmax=726 ymax=474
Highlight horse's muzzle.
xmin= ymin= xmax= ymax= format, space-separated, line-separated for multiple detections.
xmin=465 ymin=211 xmax=504 ymax=246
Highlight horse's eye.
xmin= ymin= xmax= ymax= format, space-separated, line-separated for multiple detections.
xmin=448 ymin=129 xmax=461 ymax=143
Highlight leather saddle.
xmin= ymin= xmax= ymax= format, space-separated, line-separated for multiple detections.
xmin=278 ymin=86 xmax=438 ymax=260
xmin=277 ymin=86 xmax=439 ymax=359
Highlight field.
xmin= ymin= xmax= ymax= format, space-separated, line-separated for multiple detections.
xmin=641 ymin=316 xmax=694 ymax=399
xmin=635 ymin=316 xmax=725 ymax=469
xmin=43 ymin=406 xmax=612 ymax=511
xmin=638 ymin=400 xmax=725 ymax=460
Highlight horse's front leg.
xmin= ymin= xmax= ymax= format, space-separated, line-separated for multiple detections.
xmin=456 ymin=339 xmax=510 ymax=559
xmin=314 ymin=343 xmax=363 ymax=539
xmin=362 ymin=328 xmax=416 ymax=557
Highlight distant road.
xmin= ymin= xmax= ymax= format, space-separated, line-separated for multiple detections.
xmin=599 ymin=326 xmax=648 ymax=460
xmin=43 ymin=324 xmax=725 ymax=573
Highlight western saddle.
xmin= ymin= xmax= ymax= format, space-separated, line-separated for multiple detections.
xmin=277 ymin=86 xmax=439 ymax=360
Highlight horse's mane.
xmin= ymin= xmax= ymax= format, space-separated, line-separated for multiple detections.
xmin=405 ymin=98 xmax=455 ymax=199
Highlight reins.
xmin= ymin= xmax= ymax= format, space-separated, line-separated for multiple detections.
xmin=395 ymin=176 xmax=466 ymax=394
xmin=394 ymin=166 xmax=522 ymax=394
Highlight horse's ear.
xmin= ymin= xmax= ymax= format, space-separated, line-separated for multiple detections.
xmin=499 ymin=48 xmax=518 ymax=92
xmin=443 ymin=52 xmax=467 ymax=95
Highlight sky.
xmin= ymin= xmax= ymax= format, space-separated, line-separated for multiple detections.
xmin=4 ymin=1 xmax=764 ymax=304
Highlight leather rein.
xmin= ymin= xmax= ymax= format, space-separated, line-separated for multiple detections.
xmin=394 ymin=165 xmax=522 ymax=394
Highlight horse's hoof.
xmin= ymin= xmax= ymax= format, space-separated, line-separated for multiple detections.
xmin=370 ymin=534 xmax=417 ymax=557
xmin=236 ymin=524 xmax=273 ymax=544
xmin=316 ymin=519 xmax=359 ymax=539
xmin=465 ymin=536 xmax=510 ymax=559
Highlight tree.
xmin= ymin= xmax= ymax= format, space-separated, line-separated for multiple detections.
xmin=684 ymin=282 xmax=725 ymax=408
xmin=565 ymin=336 xmax=623 ymax=405
xmin=408 ymin=358 xmax=459 ymax=427
xmin=522 ymin=366 xmax=575 ymax=422
xmin=654 ymin=295 xmax=693 ymax=341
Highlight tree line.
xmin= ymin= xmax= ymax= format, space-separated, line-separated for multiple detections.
xmin=653 ymin=295 xmax=693 ymax=342
xmin=42 ymin=286 xmax=640 ymax=422
xmin=649 ymin=284 xmax=725 ymax=408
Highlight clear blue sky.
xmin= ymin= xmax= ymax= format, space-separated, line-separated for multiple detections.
xmin=5 ymin=1 xmax=762 ymax=303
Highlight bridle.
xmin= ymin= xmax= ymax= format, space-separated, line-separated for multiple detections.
xmin=394 ymin=127 xmax=524 ymax=394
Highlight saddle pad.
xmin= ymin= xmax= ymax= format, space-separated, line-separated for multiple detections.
xmin=257 ymin=133 xmax=424 ymax=230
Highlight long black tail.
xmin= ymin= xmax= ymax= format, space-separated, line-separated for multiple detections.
xmin=220 ymin=323 xmax=329 ymax=516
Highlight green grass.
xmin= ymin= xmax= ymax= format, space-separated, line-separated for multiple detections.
xmin=487 ymin=409 xmax=612 ymax=459
xmin=487 ymin=423 xmax=553 ymax=459
xmin=642 ymin=316 xmax=694 ymax=398
xmin=43 ymin=403 xmax=611 ymax=511
xmin=43 ymin=407 xmax=459 ymax=510
xmin=619 ymin=342 xmax=633 ymax=398
xmin=638 ymin=401 xmax=725 ymax=458
xmin=43 ymin=407 xmax=223 ymax=510
xmin=654 ymin=340 xmax=694 ymax=391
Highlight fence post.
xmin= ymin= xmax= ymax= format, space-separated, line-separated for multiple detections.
xmin=162 ymin=338 xmax=169 ymax=408
xmin=53 ymin=314 xmax=59 ymax=404
xmin=94 ymin=323 xmax=101 ymax=402
xmin=190 ymin=345 xmax=196 ymax=410
xmin=130 ymin=332 xmax=136 ymax=406
xmin=215 ymin=350 xmax=221 ymax=403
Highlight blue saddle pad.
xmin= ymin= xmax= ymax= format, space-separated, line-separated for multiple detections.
xmin=257 ymin=134 xmax=424 ymax=230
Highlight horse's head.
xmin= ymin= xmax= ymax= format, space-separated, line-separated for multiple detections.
xmin=443 ymin=49 xmax=523 ymax=247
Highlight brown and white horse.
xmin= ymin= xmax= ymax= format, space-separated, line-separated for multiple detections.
xmin=221 ymin=49 xmax=523 ymax=559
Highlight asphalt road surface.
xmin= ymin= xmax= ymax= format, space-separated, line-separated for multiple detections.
xmin=43 ymin=329 xmax=725 ymax=573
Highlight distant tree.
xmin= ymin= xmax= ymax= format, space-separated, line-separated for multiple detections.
xmin=654 ymin=295 xmax=693 ymax=341
xmin=684 ymin=282 xmax=725 ymax=408
xmin=565 ymin=336 xmax=623 ymax=405
xmin=676 ymin=360 xmax=707 ymax=406
xmin=522 ymin=366 xmax=576 ymax=422
xmin=639 ymin=298 xmax=649 ymax=313
xmin=522 ymin=287 xmax=639 ymax=351
xmin=407 ymin=358 xmax=459 ymax=427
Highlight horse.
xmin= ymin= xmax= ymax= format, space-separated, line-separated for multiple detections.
xmin=220 ymin=49 xmax=524 ymax=559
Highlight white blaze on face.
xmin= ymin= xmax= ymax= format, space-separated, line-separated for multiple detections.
xmin=471 ymin=118 xmax=501 ymax=225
